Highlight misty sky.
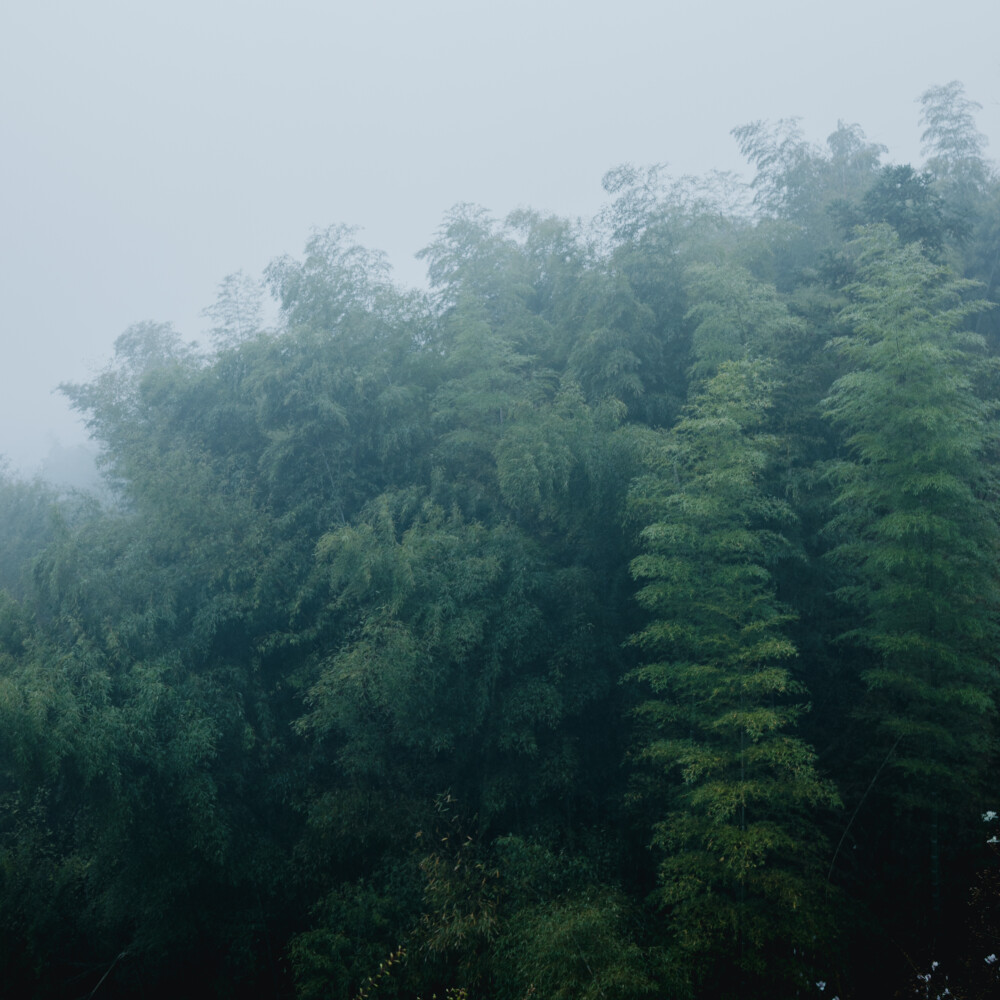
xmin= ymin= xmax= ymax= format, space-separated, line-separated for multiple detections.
xmin=1 ymin=0 xmax=997 ymax=474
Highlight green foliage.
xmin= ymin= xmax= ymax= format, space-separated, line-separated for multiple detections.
xmin=566 ymin=271 xmax=658 ymax=409
xmin=2 ymin=89 xmax=1000 ymax=999
xmin=733 ymin=117 xmax=887 ymax=289
xmin=832 ymin=164 xmax=959 ymax=252
xmin=734 ymin=120 xmax=884 ymax=234
xmin=629 ymin=361 xmax=839 ymax=998
xmin=0 ymin=470 xmax=64 ymax=599
xmin=414 ymin=803 xmax=656 ymax=1000
xmin=297 ymin=492 xmax=615 ymax=828
xmin=823 ymin=226 xmax=1000 ymax=812
xmin=290 ymin=882 xmax=417 ymax=1000
xmin=684 ymin=263 xmax=806 ymax=377
xmin=495 ymin=889 xmax=657 ymax=1000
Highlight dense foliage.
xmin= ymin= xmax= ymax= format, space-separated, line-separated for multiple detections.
xmin=3 ymin=83 xmax=1000 ymax=999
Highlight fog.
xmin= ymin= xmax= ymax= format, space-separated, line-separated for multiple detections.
xmin=1 ymin=0 xmax=996 ymax=474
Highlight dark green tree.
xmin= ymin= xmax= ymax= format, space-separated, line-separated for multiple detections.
xmin=823 ymin=225 xmax=1000 ymax=931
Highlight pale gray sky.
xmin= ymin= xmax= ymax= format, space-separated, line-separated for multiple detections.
xmin=2 ymin=0 xmax=997 ymax=473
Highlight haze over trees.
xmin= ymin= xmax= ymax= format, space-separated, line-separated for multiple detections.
xmin=2 ymin=82 xmax=1000 ymax=1000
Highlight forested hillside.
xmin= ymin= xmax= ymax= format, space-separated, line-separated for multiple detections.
xmin=3 ymin=83 xmax=1000 ymax=1000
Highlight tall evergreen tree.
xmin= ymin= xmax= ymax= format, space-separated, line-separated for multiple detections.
xmin=629 ymin=360 xmax=838 ymax=999
xmin=823 ymin=225 xmax=1000 ymax=922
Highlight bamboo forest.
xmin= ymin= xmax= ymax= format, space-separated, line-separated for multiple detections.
xmin=4 ymin=82 xmax=1000 ymax=1000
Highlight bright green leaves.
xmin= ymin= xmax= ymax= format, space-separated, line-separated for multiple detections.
xmin=629 ymin=360 xmax=837 ymax=997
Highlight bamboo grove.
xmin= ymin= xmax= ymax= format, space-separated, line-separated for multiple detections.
xmin=3 ymin=83 xmax=1000 ymax=999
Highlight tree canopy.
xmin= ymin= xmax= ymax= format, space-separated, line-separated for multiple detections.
xmin=2 ymin=82 xmax=1000 ymax=1000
